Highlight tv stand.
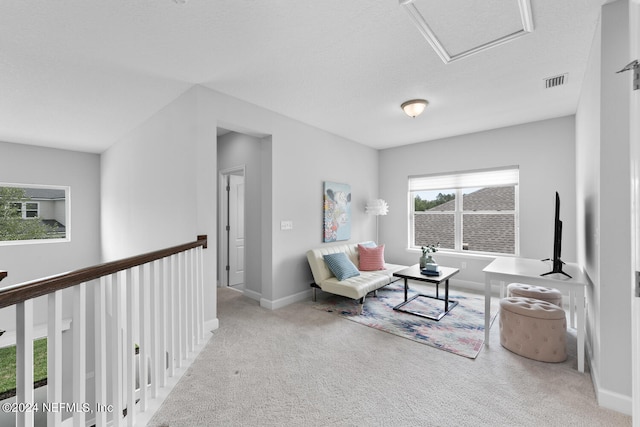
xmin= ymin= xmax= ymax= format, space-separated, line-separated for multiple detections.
xmin=541 ymin=258 xmax=572 ymax=279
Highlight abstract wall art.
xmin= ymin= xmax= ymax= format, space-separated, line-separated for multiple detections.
xmin=323 ymin=181 xmax=351 ymax=242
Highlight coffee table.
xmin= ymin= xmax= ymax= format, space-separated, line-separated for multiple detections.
xmin=392 ymin=264 xmax=460 ymax=321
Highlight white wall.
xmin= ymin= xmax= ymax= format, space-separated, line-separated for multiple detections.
xmin=576 ymin=0 xmax=632 ymax=413
xmin=102 ymin=84 xmax=380 ymax=316
xmin=0 ymin=141 xmax=101 ymax=328
xmin=101 ymin=87 xmax=219 ymax=321
xmin=379 ymin=116 xmax=577 ymax=287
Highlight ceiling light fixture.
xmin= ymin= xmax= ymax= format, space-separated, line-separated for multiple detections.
xmin=401 ymin=99 xmax=428 ymax=118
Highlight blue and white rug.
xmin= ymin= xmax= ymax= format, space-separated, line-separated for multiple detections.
xmin=312 ymin=283 xmax=499 ymax=359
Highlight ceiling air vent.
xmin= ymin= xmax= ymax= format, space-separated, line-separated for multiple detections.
xmin=544 ymin=73 xmax=567 ymax=88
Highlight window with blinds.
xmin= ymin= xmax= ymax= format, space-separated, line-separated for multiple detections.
xmin=409 ymin=166 xmax=519 ymax=255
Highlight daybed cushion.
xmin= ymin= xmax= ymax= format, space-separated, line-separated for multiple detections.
xmin=323 ymin=252 xmax=360 ymax=281
xmin=306 ymin=242 xmax=406 ymax=300
xmin=320 ymin=272 xmax=390 ymax=300
xmin=358 ymin=244 xmax=385 ymax=271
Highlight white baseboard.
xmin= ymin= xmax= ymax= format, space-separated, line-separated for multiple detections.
xmin=260 ymin=289 xmax=313 ymax=310
xmin=242 ymin=288 xmax=262 ymax=302
xmin=204 ymin=318 xmax=219 ymax=332
xmin=590 ymin=360 xmax=632 ymax=415
xmin=130 ymin=331 xmax=214 ymax=427
xmin=582 ymin=321 xmax=632 ymax=416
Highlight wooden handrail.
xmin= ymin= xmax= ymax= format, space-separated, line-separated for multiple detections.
xmin=0 ymin=271 xmax=6 ymax=282
xmin=0 ymin=235 xmax=207 ymax=310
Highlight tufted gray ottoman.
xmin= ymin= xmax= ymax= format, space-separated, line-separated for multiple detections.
xmin=507 ymin=282 xmax=563 ymax=308
xmin=499 ymin=297 xmax=567 ymax=363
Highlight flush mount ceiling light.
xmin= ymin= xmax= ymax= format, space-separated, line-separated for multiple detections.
xmin=401 ymin=99 xmax=428 ymax=118
xmin=399 ymin=0 xmax=534 ymax=64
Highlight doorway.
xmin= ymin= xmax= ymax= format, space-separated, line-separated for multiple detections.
xmin=220 ymin=167 xmax=245 ymax=290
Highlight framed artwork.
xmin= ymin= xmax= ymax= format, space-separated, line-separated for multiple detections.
xmin=323 ymin=181 xmax=351 ymax=242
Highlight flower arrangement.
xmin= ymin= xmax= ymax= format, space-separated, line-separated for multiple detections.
xmin=421 ymin=243 xmax=439 ymax=256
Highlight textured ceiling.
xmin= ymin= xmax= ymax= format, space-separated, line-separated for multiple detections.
xmin=0 ymin=0 xmax=606 ymax=153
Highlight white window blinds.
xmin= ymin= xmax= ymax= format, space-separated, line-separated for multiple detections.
xmin=409 ymin=166 xmax=519 ymax=192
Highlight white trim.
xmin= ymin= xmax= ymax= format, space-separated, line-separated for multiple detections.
xmin=204 ymin=318 xmax=219 ymax=332
xmin=591 ymin=359 xmax=633 ymax=416
xmin=122 ymin=332 xmax=214 ymax=427
xmin=409 ymin=168 xmax=520 ymax=255
xmin=400 ymin=0 xmax=534 ymax=64
xmin=629 ymin=0 xmax=640 ymax=423
xmin=0 ymin=182 xmax=71 ymax=246
xmin=242 ymin=287 xmax=262 ymax=302
xmin=218 ymin=165 xmax=246 ymax=289
xmin=260 ymin=289 xmax=313 ymax=310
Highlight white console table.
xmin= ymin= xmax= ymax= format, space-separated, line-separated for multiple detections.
xmin=483 ymin=257 xmax=589 ymax=372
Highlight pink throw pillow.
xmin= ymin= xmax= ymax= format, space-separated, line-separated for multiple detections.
xmin=358 ymin=244 xmax=385 ymax=271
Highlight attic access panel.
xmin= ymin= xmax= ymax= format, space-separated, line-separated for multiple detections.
xmin=401 ymin=0 xmax=534 ymax=63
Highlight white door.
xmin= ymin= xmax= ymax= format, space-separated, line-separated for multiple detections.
xmin=631 ymin=0 xmax=640 ymax=424
xmin=228 ymin=174 xmax=245 ymax=287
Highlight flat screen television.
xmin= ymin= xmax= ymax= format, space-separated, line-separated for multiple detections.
xmin=541 ymin=192 xmax=572 ymax=278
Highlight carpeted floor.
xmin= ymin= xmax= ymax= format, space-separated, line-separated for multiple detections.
xmin=311 ymin=283 xmax=499 ymax=359
xmin=148 ymin=286 xmax=631 ymax=426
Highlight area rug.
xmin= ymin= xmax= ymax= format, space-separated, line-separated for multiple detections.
xmin=311 ymin=283 xmax=499 ymax=359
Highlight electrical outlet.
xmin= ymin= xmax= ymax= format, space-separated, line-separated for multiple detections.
xmin=461 ymin=261 xmax=467 ymax=269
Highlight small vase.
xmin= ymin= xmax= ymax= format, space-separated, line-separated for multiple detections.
xmin=419 ymin=255 xmax=427 ymax=268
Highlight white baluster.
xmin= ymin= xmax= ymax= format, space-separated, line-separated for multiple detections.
xmin=48 ymin=291 xmax=62 ymax=427
xmin=187 ymin=249 xmax=194 ymax=353
xmin=95 ymin=276 xmax=108 ymax=427
xmin=194 ymin=247 xmax=202 ymax=343
xmin=16 ymin=299 xmax=34 ymax=427
xmin=126 ymin=269 xmax=136 ymax=426
xmin=167 ymin=255 xmax=176 ymax=377
xmin=182 ymin=251 xmax=188 ymax=360
xmin=139 ymin=264 xmax=149 ymax=411
xmin=111 ymin=272 xmax=123 ymax=426
xmin=72 ymin=283 xmax=86 ymax=427
xmin=149 ymin=260 xmax=158 ymax=398
xmin=176 ymin=252 xmax=184 ymax=367
xmin=158 ymin=257 xmax=168 ymax=385
xmin=199 ymin=245 xmax=205 ymax=340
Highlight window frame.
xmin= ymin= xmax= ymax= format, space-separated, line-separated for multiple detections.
xmin=0 ymin=183 xmax=71 ymax=246
xmin=408 ymin=167 xmax=519 ymax=256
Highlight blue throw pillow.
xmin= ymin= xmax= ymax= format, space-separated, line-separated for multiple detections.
xmin=323 ymin=252 xmax=360 ymax=281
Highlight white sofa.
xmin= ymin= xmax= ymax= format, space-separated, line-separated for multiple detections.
xmin=306 ymin=242 xmax=407 ymax=313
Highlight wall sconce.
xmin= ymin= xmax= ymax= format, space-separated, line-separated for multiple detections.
xmin=401 ymin=99 xmax=428 ymax=118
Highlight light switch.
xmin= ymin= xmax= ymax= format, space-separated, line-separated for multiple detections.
xmin=281 ymin=220 xmax=293 ymax=230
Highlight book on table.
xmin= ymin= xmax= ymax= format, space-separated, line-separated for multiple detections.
xmin=421 ymin=264 xmax=441 ymax=276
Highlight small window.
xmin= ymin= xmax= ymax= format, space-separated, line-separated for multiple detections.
xmin=0 ymin=184 xmax=70 ymax=245
xmin=24 ymin=202 xmax=39 ymax=218
xmin=409 ymin=167 xmax=519 ymax=255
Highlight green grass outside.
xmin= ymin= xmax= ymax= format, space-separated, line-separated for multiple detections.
xmin=0 ymin=338 xmax=47 ymax=397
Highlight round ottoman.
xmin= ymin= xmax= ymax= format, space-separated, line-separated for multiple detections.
xmin=507 ymin=283 xmax=563 ymax=308
xmin=499 ymin=297 xmax=567 ymax=363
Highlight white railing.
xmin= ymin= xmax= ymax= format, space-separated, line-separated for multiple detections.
xmin=0 ymin=236 xmax=208 ymax=427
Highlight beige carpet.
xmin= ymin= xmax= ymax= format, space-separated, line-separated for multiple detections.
xmin=148 ymin=286 xmax=631 ymax=426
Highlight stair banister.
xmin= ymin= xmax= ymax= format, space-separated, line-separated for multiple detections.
xmin=0 ymin=235 xmax=208 ymax=427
